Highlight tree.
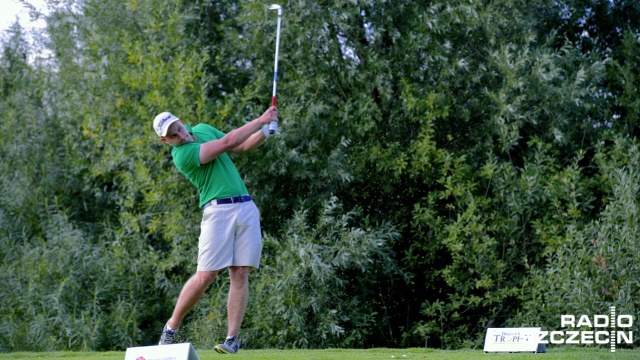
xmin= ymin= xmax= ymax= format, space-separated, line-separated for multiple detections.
xmin=2 ymin=0 xmax=639 ymax=351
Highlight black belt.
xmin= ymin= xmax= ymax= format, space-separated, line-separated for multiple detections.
xmin=203 ymin=195 xmax=252 ymax=209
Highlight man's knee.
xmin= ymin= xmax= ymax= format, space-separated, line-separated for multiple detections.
xmin=195 ymin=270 xmax=218 ymax=286
xmin=228 ymin=266 xmax=250 ymax=286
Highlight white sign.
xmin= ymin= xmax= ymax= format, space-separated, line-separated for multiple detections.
xmin=483 ymin=327 xmax=541 ymax=353
xmin=124 ymin=343 xmax=200 ymax=360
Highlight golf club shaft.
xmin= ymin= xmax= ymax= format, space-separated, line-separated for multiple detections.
xmin=269 ymin=5 xmax=282 ymax=134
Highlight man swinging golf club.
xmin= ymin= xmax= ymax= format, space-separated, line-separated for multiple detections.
xmin=154 ymin=4 xmax=283 ymax=354
xmin=153 ymin=106 xmax=277 ymax=354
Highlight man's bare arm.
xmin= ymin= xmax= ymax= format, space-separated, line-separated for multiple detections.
xmin=231 ymin=131 xmax=267 ymax=154
xmin=199 ymin=107 xmax=277 ymax=164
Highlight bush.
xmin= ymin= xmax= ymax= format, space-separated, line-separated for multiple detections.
xmin=184 ymin=197 xmax=403 ymax=349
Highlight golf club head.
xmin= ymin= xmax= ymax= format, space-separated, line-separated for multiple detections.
xmin=268 ymin=4 xmax=282 ymax=10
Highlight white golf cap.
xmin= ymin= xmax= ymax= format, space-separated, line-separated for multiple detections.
xmin=153 ymin=112 xmax=180 ymax=137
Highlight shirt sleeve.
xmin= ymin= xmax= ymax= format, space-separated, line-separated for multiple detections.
xmin=197 ymin=123 xmax=226 ymax=139
xmin=172 ymin=143 xmax=202 ymax=173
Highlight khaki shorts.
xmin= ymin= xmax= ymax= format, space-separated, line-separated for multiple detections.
xmin=197 ymin=200 xmax=262 ymax=271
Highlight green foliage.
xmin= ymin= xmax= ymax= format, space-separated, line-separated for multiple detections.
xmin=1 ymin=0 xmax=207 ymax=351
xmin=606 ymin=29 xmax=640 ymax=137
xmin=0 ymin=208 xmax=164 ymax=350
xmin=185 ymin=197 xmax=402 ymax=349
xmin=2 ymin=0 xmax=640 ymax=352
xmin=517 ymin=137 xmax=640 ymax=337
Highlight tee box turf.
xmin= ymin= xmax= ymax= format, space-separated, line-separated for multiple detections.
xmin=124 ymin=343 xmax=200 ymax=360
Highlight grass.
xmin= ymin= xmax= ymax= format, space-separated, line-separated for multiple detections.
xmin=1 ymin=347 xmax=639 ymax=360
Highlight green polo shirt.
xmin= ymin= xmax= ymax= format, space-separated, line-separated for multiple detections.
xmin=171 ymin=124 xmax=248 ymax=207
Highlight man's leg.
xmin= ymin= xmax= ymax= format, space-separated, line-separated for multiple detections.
xmin=167 ymin=270 xmax=219 ymax=329
xmin=215 ymin=201 xmax=260 ymax=353
xmin=226 ymin=266 xmax=250 ymax=337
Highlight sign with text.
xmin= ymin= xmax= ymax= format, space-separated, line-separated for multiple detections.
xmin=484 ymin=327 xmax=541 ymax=353
xmin=124 ymin=343 xmax=200 ymax=360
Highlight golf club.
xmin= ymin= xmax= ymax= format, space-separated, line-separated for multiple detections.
xmin=268 ymin=4 xmax=282 ymax=134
